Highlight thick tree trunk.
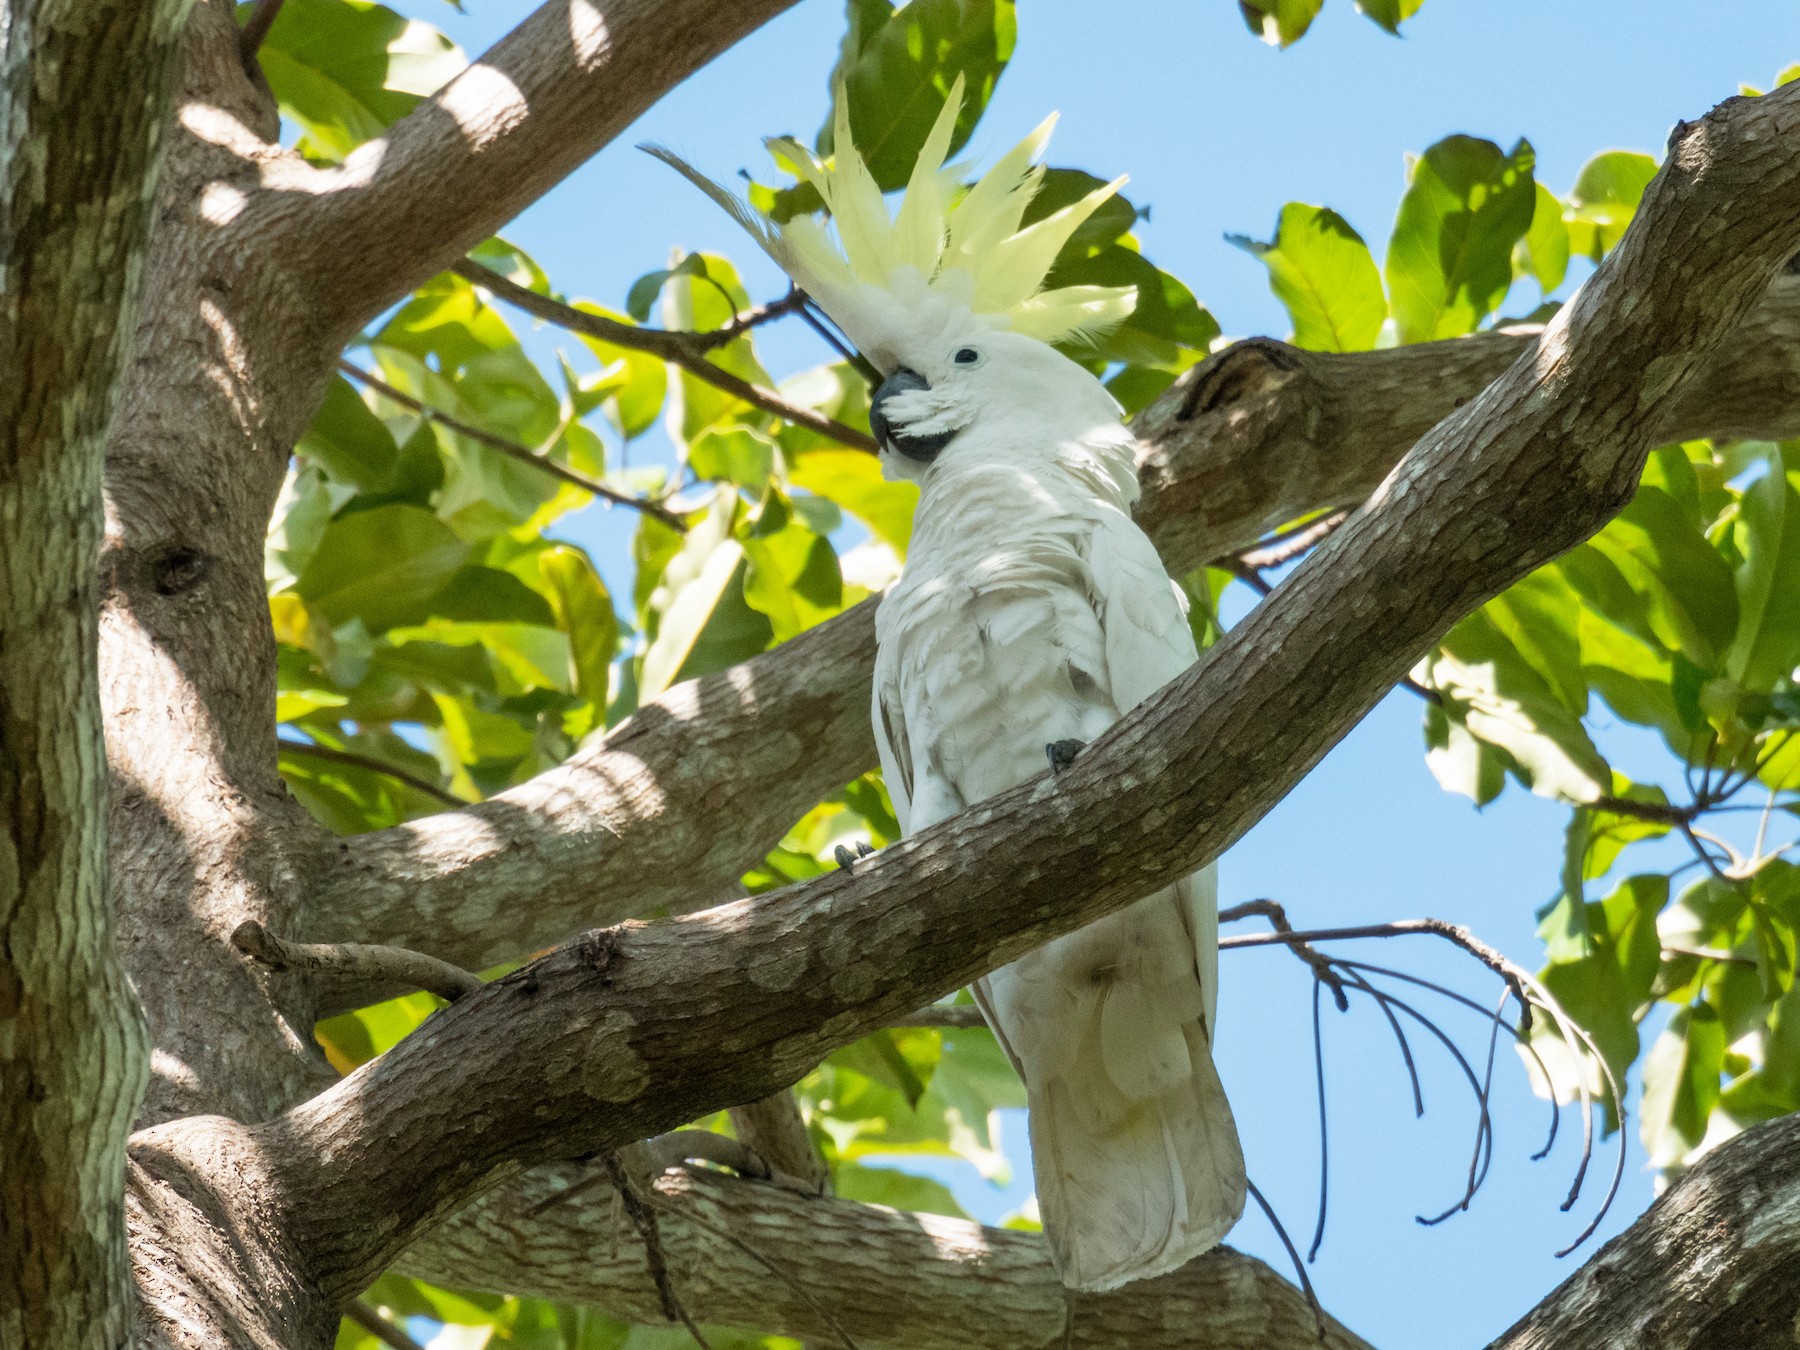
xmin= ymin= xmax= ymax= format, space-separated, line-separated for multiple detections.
xmin=0 ymin=0 xmax=192 ymax=1342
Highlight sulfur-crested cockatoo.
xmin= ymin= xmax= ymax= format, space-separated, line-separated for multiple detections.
xmin=651 ymin=80 xmax=1246 ymax=1292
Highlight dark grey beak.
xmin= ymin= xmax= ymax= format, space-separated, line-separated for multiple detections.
xmin=870 ymin=367 xmax=956 ymax=464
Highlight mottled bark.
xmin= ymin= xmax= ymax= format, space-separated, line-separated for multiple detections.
xmin=0 ymin=0 xmax=192 ymax=1342
xmin=399 ymin=1165 xmax=1372 ymax=1350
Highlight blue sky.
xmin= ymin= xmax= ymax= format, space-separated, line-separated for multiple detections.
xmin=381 ymin=2 xmax=1800 ymax=1344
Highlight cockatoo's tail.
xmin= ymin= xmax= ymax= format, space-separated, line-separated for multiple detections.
xmin=643 ymin=76 xmax=1136 ymax=374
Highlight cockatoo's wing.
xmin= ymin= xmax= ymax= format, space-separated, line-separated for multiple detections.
xmin=970 ymin=505 xmax=1243 ymax=1293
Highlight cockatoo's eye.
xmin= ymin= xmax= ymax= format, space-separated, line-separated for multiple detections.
xmin=953 ymin=346 xmax=982 ymax=367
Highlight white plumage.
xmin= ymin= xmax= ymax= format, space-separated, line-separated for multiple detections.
xmin=655 ymin=82 xmax=1246 ymax=1292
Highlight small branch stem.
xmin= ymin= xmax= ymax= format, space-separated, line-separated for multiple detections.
xmin=336 ymin=359 xmax=688 ymax=530
xmin=886 ymin=1003 xmax=985 ymax=1029
xmin=1220 ymin=918 xmax=1533 ymax=1031
xmin=277 ymin=738 xmax=463 ymax=809
xmin=230 ymin=920 xmax=484 ymax=1004
xmin=453 ymin=260 xmax=877 ymax=453
xmin=344 ymin=1302 xmax=427 ymax=1350
xmin=238 ymin=0 xmax=284 ymax=61
xmin=1219 ymin=898 xmax=1349 ymax=1010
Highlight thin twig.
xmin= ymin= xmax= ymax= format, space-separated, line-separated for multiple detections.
xmin=1244 ymin=1178 xmax=1327 ymax=1344
xmin=453 ymin=260 xmax=878 ymax=453
xmin=230 ymin=920 xmax=484 ymax=1004
xmin=1236 ymin=511 xmax=1349 ymax=571
xmin=631 ymin=1129 xmax=772 ymax=1182
xmin=1219 ymin=918 xmax=1534 ymax=1032
xmin=344 ymin=1301 xmax=427 ymax=1350
xmin=887 ymin=1003 xmax=986 ymax=1029
xmin=336 ymin=358 xmax=688 ymax=530
xmin=601 ymin=1153 xmax=717 ymax=1349
xmin=1219 ymin=898 xmax=1348 ymax=1009
xmin=276 ymin=738 xmax=463 ymax=809
xmin=713 ymin=286 xmax=808 ymax=344
xmin=639 ymin=1177 xmax=863 ymax=1350
xmin=1333 ymin=958 xmax=1559 ymax=1162
xmin=238 ymin=0 xmax=284 ymax=61
xmin=1589 ymin=794 xmax=1696 ymax=827
xmin=1307 ymin=979 xmax=1330 ymax=1262
xmin=1662 ymin=944 xmax=1757 ymax=968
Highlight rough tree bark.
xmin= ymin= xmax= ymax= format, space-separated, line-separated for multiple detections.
xmin=0 ymin=0 xmax=192 ymax=1343
xmin=4 ymin=0 xmax=1798 ymax=1342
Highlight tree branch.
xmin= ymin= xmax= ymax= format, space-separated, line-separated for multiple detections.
xmin=335 ymin=358 xmax=688 ymax=530
xmin=229 ymin=920 xmax=483 ymax=1004
xmin=264 ymin=0 xmax=804 ymax=339
xmin=1489 ymin=1111 xmax=1800 ymax=1349
xmin=452 ymin=259 xmax=877 ymax=452
xmin=395 ymin=1165 xmax=1372 ymax=1349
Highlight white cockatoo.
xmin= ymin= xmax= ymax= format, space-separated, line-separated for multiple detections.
xmin=652 ymin=80 xmax=1246 ymax=1292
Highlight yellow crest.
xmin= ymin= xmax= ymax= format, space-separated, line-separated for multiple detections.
xmin=646 ymin=77 xmax=1135 ymax=372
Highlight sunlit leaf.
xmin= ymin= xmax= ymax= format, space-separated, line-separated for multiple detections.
xmin=1385 ymin=135 xmax=1537 ymax=342
xmin=1230 ymin=203 xmax=1387 ymax=352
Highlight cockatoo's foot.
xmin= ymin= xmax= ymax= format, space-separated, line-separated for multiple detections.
xmin=834 ymin=840 xmax=876 ymax=872
xmin=1046 ymin=739 xmax=1085 ymax=773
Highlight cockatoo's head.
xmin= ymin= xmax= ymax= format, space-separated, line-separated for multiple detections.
xmin=646 ymin=79 xmax=1138 ymax=476
xmin=866 ymin=328 xmax=1123 ymax=484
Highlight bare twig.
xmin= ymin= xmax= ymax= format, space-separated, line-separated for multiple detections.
xmin=277 ymin=738 xmax=463 ymax=810
xmin=1308 ymin=979 xmax=1330 ymax=1262
xmin=335 ymin=358 xmax=689 ymax=531
xmin=1244 ymin=1178 xmax=1326 ymax=1342
xmin=638 ymin=1177 xmax=863 ymax=1350
xmin=1220 ymin=898 xmax=1348 ymax=1009
xmin=238 ymin=0 xmax=284 ymax=62
xmin=1663 ymin=943 xmax=1757 ymax=968
xmin=631 ymin=1129 xmax=771 ymax=1182
xmin=728 ymin=1092 xmax=830 ymax=1196
xmin=1220 ymin=918 xmax=1534 ymax=1032
xmin=452 ymin=260 xmax=878 ymax=453
xmin=714 ymin=286 xmax=808 ymax=344
xmin=344 ymin=1301 xmax=427 ymax=1350
xmin=1237 ymin=511 xmax=1349 ymax=571
xmin=230 ymin=920 xmax=483 ymax=1004
xmin=601 ymin=1153 xmax=716 ymax=1349
xmin=1591 ymin=794 xmax=1697 ymax=827
xmin=887 ymin=1003 xmax=986 ymax=1029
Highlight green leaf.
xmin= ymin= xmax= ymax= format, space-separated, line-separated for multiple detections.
xmin=1022 ymin=169 xmax=1139 ymax=261
xmin=1421 ymin=610 xmax=1611 ymax=804
xmin=1540 ymin=873 xmax=1668 ymax=1107
xmin=1639 ymin=1001 xmax=1726 ymax=1169
xmin=625 ymin=253 xmax=709 ymax=324
xmin=1355 ymin=0 xmax=1425 ymax=34
xmin=1051 ymin=244 xmax=1219 ymax=365
xmin=789 ymin=447 xmax=918 ymax=554
xmin=1514 ymin=182 xmax=1570 ymax=294
xmin=742 ymin=521 xmax=845 ymax=642
xmin=1238 ymin=0 xmax=1323 ymax=46
xmin=822 ymin=0 xmax=1018 ymax=191
xmin=539 ymin=547 xmax=618 ymax=707
xmin=295 ymin=504 xmax=470 ymax=633
xmin=297 ymin=375 xmax=401 ymax=492
xmin=1727 ymin=448 xmax=1800 ymax=692
xmin=1588 ymin=485 xmax=1738 ymax=673
xmin=251 ymin=0 xmax=464 ymax=161
xmin=1230 ymin=204 xmax=1387 ymax=352
xmin=690 ymin=426 xmax=778 ymax=492
xmin=1385 ymin=136 xmax=1537 ymax=342
xmin=639 ymin=495 xmax=767 ymax=700
xmin=1565 ymin=151 xmax=1659 ymax=262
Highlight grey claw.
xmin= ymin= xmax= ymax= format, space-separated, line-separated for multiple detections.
xmin=835 ymin=840 xmax=875 ymax=872
xmin=1046 ymin=739 xmax=1085 ymax=773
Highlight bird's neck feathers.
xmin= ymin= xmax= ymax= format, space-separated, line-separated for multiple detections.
xmin=919 ymin=421 xmax=1142 ymax=517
